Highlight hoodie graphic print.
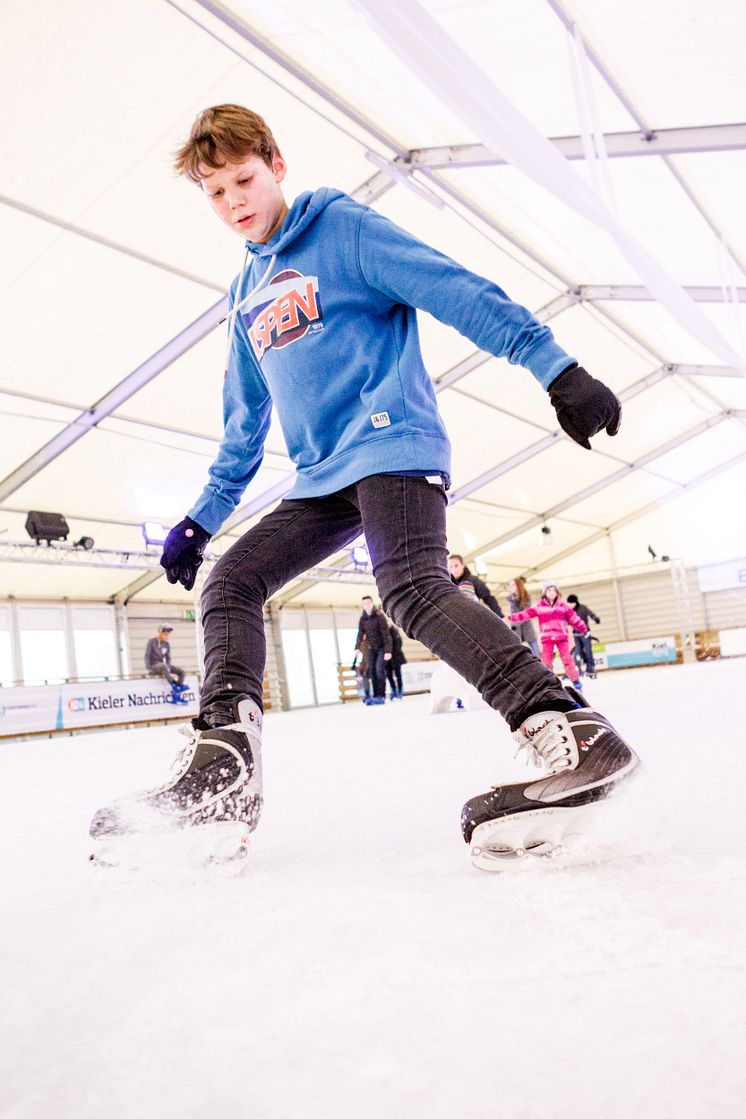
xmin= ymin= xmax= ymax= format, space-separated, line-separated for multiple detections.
xmin=244 ymin=268 xmax=324 ymax=361
xmin=189 ymin=189 xmax=575 ymax=535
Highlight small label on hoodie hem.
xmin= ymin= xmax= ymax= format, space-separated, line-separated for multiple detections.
xmin=371 ymin=412 xmax=391 ymax=429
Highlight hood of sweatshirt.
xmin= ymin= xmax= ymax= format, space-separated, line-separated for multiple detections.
xmin=245 ymin=188 xmax=346 ymax=258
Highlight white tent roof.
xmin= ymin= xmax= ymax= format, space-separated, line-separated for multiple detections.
xmin=2 ymin=0 xmax=745 ymax=604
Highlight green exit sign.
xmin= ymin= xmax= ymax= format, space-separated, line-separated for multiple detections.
xmin=183 ymin=608 xmax=196 ymax=621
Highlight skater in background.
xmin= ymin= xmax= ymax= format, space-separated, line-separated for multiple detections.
xmin=145 ymin=625 xmax=185 ymax=686
xmin=507 ymin=581 xmax=587 ymax=687
xmin=506 ymin=577 xmax=540 ymax=658
xmin=385 ymin=622 xmax=407 ymax=700
xmin=355 ymin=597 xmax=392 ymax=706
xmin=448 ymin=555 xmax=504 ymax=617
xmin=566 ymin=593 xmax=601 ymax=678
xmin=91 ymin=103 xmax=638 ymax=868
xmin=351 ymin=638 xmax=371 ymax=702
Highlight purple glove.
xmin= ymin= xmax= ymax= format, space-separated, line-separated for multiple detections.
xmin=160 ymin=516 xmax=211 ymax=591
xmin=549 ymin=364 xmax=622 ymax=450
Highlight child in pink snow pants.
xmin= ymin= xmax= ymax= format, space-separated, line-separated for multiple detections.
xmin=507 ymin=581 xmax=587 ymax=684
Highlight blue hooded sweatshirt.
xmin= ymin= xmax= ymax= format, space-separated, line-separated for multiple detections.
xmin=188 ymin=189 xmax=574 ymax=534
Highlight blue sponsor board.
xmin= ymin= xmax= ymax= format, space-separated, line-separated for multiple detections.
xmin=605 ymin=647 xmax=678 ymax=668
xmin=594 ymin=637 xmax=678 ymax=671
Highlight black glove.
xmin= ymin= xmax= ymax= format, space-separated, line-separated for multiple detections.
xmin=160 ymin=516 xmax=211 ymax=591
xmin=548 ymin=364 xmax=622 ymax=450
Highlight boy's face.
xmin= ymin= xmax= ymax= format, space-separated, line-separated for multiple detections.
xmin=200 ymin=153 xmax=288 ymax=244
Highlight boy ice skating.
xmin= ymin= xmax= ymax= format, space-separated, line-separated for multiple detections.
xmin=89 ymin=104 xmax=639 ymax=869
xmin=507 ymin=581 xmax=587 ymax=685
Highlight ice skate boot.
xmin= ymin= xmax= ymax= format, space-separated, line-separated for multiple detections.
xmin=89 ymin=697 xmax=263 ymax=871
xmin=462 ymin=696 xmax=639 ymax=871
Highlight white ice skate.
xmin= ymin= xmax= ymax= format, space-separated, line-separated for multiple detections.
xmin=462 ymin=699 xmax=640 ymax=872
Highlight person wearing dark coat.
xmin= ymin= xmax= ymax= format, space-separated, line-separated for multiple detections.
xmin=447 ymin=555 xmax=504 ymax=617
xmin=355 ymin=596 xmax=392 ymax=703
xmin=566 ymin=594 xmax=601 ymax=677
xmin=384 ymin=623 xmax=407 ymax=699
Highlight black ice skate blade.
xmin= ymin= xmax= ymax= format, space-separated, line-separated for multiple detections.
xmin=88 ymin=821 xmax=251 ymax=882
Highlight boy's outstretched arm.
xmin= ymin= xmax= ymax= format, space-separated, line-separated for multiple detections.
xmin=160 ymin=304 xmax=272 ymax=591
xmin=357 ymin=209 xmax=622 ymax=449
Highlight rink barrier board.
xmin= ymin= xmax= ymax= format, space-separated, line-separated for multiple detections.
xmin=337 ymin=660 xmax=437 ymax=701
xmin=0 ymin=676 xmax=200 ymax=738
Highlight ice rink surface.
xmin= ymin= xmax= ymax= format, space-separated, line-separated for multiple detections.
xmin=1 ymin=660 xmax=745 ymax=1119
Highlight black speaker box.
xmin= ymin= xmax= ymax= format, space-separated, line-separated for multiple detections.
xmin=25 ymin=510 xmax=70 ymax=543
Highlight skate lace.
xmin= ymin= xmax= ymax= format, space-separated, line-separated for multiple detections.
xmin=514 ymin=722 xmax=573 ymax=775
xmin=171 ymin=724 xmax=199 ymax=772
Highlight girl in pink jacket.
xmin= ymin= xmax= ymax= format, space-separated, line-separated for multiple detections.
xmin=507 ymin=580 xmax=587 ymax=684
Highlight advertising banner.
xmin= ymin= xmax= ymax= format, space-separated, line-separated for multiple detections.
xmin=697 ymin=560 xmax=746 ymax=593
xmin=401 ymin=661 xmax=438 ymax=694
xmin=591 ymin=637 xmax=678 ymax=671
xmin=0 ymin=676 xmax=199 ymax=738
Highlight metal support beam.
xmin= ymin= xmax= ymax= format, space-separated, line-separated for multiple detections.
xmin=406 ymin=123 xmax=746 ymax=171
xmin=450 ymin=363 xmax=673 ymax=505
xmin=544 ymin=0 xmax=746 ymax=287
xmin=464 ymin=413 xmax=728 ymax=560
xmin=579 ymin=284 xmax=746 ymax=305
xmin=450 ymin=432 xmax=563 ymax=504
xmin=220 ymin=475 xmax=294 ymax=535
xmin=431 ymin=290 xmax=576 ymax=395
xmin=0 ymin=540 xmax=164 ymax=571
xmin=112 ymin=571 xmax=163 ymax=606
xmin=190 ymin=0 xmax=403 ymax=156
xmin=0 ymin=297 xmax=228 ymax=503
xmin=111 ymin=472 xmax=296 ymax=602
xmin=0 ymin=193 xmax=227 ymax=294
xmin=519 ymin=449 xmax=746 ymax=579
xmin=670 ymin=363 xmax=744 ymax=379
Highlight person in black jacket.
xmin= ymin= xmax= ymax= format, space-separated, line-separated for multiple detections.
xmin=385 ymin=623 xmax=407 ymax=700
xmin=355 ymin=597 xmax=392 ymax=704
xmin=447 ymin=555 xmax=504 ymax=617
xmin=566 ymin=594 xmax=601 ymax=677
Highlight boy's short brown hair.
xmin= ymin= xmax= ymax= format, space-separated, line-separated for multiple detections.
xmin=174 ymin=104 xmax=280 ymax=183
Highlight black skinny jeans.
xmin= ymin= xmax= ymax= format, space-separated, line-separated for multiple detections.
xmin=367 ymin=647 xmax=387 ymax=699
xmin=200 ymin=474 xmax=573 ymax=731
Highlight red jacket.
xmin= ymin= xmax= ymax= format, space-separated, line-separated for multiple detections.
xmin=508 ymin=596 xmax=587 ymax=642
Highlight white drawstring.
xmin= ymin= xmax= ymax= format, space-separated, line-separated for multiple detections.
xmin=222 ymin=250 xmax=277 ymax=376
